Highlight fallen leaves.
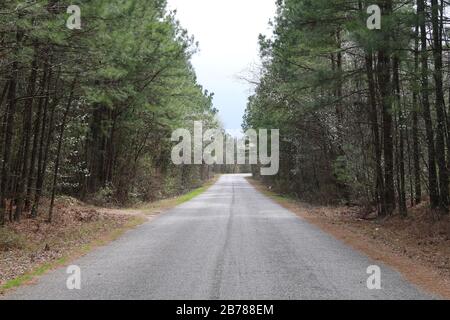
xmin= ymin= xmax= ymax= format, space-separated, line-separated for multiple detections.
xmin=0 ymin=198 xmax=136 ymax=286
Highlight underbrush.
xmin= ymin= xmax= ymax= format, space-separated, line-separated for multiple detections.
xmin=0 ymin=197 xmax=140 ymax=288
xmin=0 ymin=228 xmax=26 ymax=252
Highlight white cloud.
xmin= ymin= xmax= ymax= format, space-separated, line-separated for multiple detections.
xmin=167 ymin=0 xmax=276 ymax=130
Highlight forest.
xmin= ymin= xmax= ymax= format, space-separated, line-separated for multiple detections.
xmin=0 ymin=0 xmax=219 ymax=225
xmin=245 ymin=0 xmax=450 ymax=218
xmin=1 ymin=0 xmax=450 ymax=301
xmin=3 ymin=0 xmax=450 ymax=223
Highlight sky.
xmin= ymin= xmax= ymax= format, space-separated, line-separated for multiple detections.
xmin=167 ymin=0 xmax=277 ymax=132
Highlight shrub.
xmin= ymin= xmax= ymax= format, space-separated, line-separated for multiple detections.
xmin=0 ymin=228 xmax=25 ymax=251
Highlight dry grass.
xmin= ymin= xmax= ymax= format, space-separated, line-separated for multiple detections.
xmin=0 ymin=198 xmax=144 ymax=290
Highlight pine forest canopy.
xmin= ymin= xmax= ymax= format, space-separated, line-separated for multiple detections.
xmin=244 ymin=0 xmax=450 ymax=217
xmin=0 ymin=0 xmax=219 ymax=224
xmin=2 ymin=0 xmax=450 ymax=226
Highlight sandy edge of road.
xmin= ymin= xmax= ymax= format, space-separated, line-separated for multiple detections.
xmin=247 ymin=177 xmax=450 ymax=300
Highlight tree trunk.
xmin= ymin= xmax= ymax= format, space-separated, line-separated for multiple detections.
xmin=0 ymin=80 xmax=10 ymax=174
xmin=25 ymin=65 xmax=47 ymax=212
xmin=366 ymin=53 xmax=385 ymax=215
xmin=418 ymin=0 xmax=440 ymax=209
xmin=376 ymin=0 xmax=395 ymax=215
xmin=431 ymin=0 xmax=449 ymax=213
xmin=14 ymin=50 xmax=39 ymax=221
xmin=393 ymin=57 xmax=407 ymax=216
xmin=48 ymin=77 xmax=77 ymax=222
xmin=31 ymin=61 xmax=53 ymax=218
xmin=413 ymin=25 xmax=422 ymax=205
xmin=0 ymin=43 xmax=20 ymax=225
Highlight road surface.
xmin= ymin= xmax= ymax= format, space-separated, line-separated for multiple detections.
xmin=4 ymin=174 xmax=434 ymax=300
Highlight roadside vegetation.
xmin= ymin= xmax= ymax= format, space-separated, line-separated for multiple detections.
xmin=245 ymin=0 xmax=450 ymax=218
xmin=0 ymin=0 xmax=219 ymax=226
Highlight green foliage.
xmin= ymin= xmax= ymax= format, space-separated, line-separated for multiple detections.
xmin=0 ymin=0 xmax=219 ymax=220
xmin=245 ymin=0 xmax=422 ymax=208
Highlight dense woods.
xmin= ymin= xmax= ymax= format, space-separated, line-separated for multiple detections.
xmin=245 ymin=0 xmax=450 ymax=217
xmin=4 ymin=0 xmax=450 ymax=225
xmin=0 ymin=0 xmax=218 ymax=225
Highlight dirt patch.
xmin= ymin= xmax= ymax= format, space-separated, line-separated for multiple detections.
xmin=247 ymin=178 xmax=450 ymax=300
xmin=0 ymin=198 xmax=144 ymax=288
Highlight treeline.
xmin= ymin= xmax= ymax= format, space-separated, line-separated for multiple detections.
xmin=0 ymin=0 xmax=218 ymax=224
xmin=245 ymin=0 xmax=450 ymax=217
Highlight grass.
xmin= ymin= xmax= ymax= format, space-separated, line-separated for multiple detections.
xmin=175 ymin=182 xmax=215 ymax=205
xmin=1 ymin=259 xmax=65 ymax=292
xmin=0 ymin=176 xmax=218 ymax=295
xmin=132 ymin=176 xmax=219 ymax=216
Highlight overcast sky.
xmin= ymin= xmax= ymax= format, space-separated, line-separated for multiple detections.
xmin=167 ymin=0 xmax=276 ymax=131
